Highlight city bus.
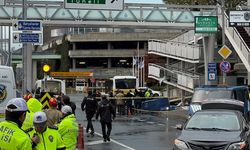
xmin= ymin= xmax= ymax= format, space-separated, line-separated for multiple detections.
xmin=106 ymin=76 xmax=137 ymax=95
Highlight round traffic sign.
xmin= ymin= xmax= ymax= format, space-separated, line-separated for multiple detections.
xmin=219 ymin=61 xmax=231 ymax=73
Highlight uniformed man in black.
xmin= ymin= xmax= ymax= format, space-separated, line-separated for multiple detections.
xmin=81 ymin=91 xmax=98 ymax=136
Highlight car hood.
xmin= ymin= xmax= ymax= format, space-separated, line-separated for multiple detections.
xmin=179 ymin=130 xmax=242 ymax=142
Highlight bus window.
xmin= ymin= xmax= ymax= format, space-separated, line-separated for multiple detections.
xmin=112 ymin=76 xmax=137 ymax=94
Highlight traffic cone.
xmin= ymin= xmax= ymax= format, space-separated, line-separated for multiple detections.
xmin=77 ymin=124 xmax=84 ymax=150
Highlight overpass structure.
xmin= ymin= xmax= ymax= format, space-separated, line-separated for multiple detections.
xmin=0 ymin=2 xmax=222 ymax=97
xmin=0 ymin=1 xmax=217 ymax=28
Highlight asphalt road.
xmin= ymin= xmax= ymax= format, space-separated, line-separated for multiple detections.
xmin=70 ymin=93 xmax=187 ymax=150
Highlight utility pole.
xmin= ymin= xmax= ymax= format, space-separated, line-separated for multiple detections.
xmin=221 ymin=0 xmax=226 ymax=84
xmin=22 ymin=0 xmax=33 ymax=94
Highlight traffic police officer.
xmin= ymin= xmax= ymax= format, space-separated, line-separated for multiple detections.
xmin=0 ymin=98 xmax=35 ymax=150
xmin=28 ymin=111 xmax=66 ymax=150
xmin=22 ymin=98 xmax=43 ymax=131
xmin=58 ymin=105 xmax=78 ymax=150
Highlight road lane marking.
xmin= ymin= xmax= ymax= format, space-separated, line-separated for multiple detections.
xmin=86 ymin=140 xmax=105 ymax=145
xmin=84 ymin=127 xmax=136 ymax=150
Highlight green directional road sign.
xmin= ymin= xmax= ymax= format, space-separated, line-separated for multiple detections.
xmin=64 ymin=0 xmax=124 ymax=10
xmin=195 ymin=16 xmax=218 ymax=33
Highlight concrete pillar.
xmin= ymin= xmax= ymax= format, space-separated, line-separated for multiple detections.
xmin=73 ymin=59 xmax=76 ymax=69
xmin=203 ymin=34 xmax=215 ymax=85
xmin=73 ymin=43 xmax=76 ymax=51
xmin=248 ymin=0 xmax=250 ymax=85
xmin=108 ymin=58 xmax=111 ymax=68
xmin=32 ymin=60 xmax=37 ymax=89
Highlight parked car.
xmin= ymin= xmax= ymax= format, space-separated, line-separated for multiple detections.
xmin=174 ymin=109 xmax=250 ymax=150
xmin=137 ymin=87 xmax=161 ymax=97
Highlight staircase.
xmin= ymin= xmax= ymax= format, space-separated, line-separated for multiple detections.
xmin=236 ymin=27 xmax=250 ymax=48
xmin=218 ymin=7 xmax=250 ymax=72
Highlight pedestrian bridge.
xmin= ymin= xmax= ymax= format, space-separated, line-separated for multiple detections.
xmin=0 ymin=1 xmax=217 ymax=28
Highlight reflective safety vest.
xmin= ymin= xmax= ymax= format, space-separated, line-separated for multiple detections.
xmin=0 ymin=121 xmax=32 ymax=150
xmin=58 ymin=114 xmax=78 ymax=150
xmin=21 ymin=111 xmax=35 ymax=131
xmin=28 ymin=127 xmax=65 ymax=150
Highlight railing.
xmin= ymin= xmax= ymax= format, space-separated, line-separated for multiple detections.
xmin=218 ymin=6 xmax=250 ymax=72
xmin=171 ymin=30 xmax=202 ymax=43
xmin=148 ymin=39 xmax=201 ymax=63
xmin=148 ymin=63 xmax=202 ymax=93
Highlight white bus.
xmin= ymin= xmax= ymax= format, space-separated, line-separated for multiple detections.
xmin=0 ymin=66 xmax=17 ymax=113
xmin=109 ymin=76 xmax=137 ymax=94
xmin=75 ymin=78 xmax=88 ymax=92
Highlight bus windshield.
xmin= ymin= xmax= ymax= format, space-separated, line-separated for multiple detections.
xmin=115 ymin=79 xmax=136 ymax=89
xmin=192 ymin=90 xmax=232 ymax=103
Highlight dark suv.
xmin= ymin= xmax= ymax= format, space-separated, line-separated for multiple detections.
xmin=174 ymin=110 xmax=250 ymax=150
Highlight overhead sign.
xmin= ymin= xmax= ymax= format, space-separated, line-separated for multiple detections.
xmin=0 ymin=0 xmax=4 ymax=5
xmin=13 ymin=33 xmax=43 ymax=44
xmin=51 ymin=72 xmax=93 ymax=77
xmin=12 ymin=20 xmax=42 ymax=31
xmin=208 ymin=62 xmax=217 ymax=81
xmin=229 ymin=11 xmax=250 ymax=27
xmin=220 ymin=61 xmax=231 ymax=73
xmin=218 ymin=45 xmax=232 ymax=59
xmin=195 ymin=16 xmax=218 ymax=33
xmin=64 ymin=0 xmax=124 ymax=10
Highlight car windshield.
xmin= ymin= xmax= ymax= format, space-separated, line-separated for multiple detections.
xmin=185 ymin=112 xmax=240 ymax=131
xmin=192 ymin=90 xmax=232 ymax=103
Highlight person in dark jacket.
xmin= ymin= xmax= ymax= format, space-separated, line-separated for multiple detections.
xmin=96 ymin=95 xmax=116 ymax=142
xmin=62 ymin=95 xmax=76 ymax=114
xmin=81 ymin=91 xmax=98 ymax=136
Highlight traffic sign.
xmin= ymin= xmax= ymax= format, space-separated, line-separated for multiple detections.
xmin=218 ymin=45 xmax=232 ymax=59
xmin=64 ymin=0 xmax=124 ymax=10
xmin=195 ymin=16 xmax=218 ymax=33
xmin=13 ymin=33 xmax=43 ymax=44
xmin=220 ymin=61 xmax=231 ymax=73
xmin=12 ymin=20 xmax=42 ymax=31
xmin=208 ymin=62 xmax=217 ymax=81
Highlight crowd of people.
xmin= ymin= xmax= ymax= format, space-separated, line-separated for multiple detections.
xmin=0 ymin=93 xmax=78 ymax=150
xmin=0 ymin=87 xmax=155 ymax=149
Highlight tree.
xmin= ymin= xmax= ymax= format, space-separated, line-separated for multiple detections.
xmin=164 ymin=0 xmax=246 ymax=9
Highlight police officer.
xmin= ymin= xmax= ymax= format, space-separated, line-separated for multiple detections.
xmin=44 ymin=98 xmax=62 ymax=127
xmin=0 ymin=98 xmax=39 ymax=150
xmin=22 ymin=98 xmax=43 ymax=131
xmin=96 ymin=95 xmax=116 ymax=142
xmin=28 ymin=111 xmax=66 ymax=150
xmin=58 ymin=105 xmax=78 ymax=150
xmin=81 ymin=91 xmax=98 ymax=136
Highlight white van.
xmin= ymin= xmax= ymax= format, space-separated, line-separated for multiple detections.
xmin=0 ymin=65 xmax=17 ymax=113
xmin=34 ymin=76 xmax=66 ymax=96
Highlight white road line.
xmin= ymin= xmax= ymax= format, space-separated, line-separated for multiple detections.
xmin=85 ymin=127 xmax=136 ymax=150
xmin=86 ymin=140 xmax=105 ymax=145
